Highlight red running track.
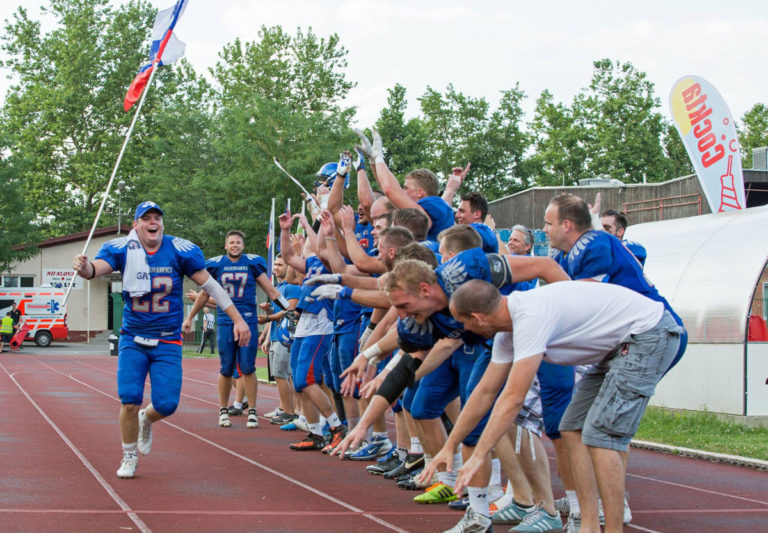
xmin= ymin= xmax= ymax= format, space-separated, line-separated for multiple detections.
xmin=0 ymin=351 xmax=766 ymax=532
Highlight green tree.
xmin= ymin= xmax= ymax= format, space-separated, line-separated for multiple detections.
xmin=528 ymin=89 xmax=589 ymax=186
xmin=738 ymin=103 xmax=768 ymax=168
xmin=375 ymin=84 xmax=430 ymax=177
xmin=417 ymin=84 xmax=531 ymax=198
xmin=0 ymin=135 xmax=39 ymax=271
xmin=576 ymin=59 xmax=671 ymax=183
xmin=0 ymin=0 xmax=182 ymax=237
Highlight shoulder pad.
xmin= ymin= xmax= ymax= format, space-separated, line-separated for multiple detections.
xmin=208 ymin=255 xmax=224 ymax=263
xmin=172 ymin=237 xmax=197 ymax=253
xmin=486 ymin=253 xmax=511 ymax=288
xmin=438 ymin=258 xmax=469 ymax=295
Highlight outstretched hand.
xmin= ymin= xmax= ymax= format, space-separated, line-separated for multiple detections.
xmin=417 ymin=443 xmax=454 ymax=486
xmin=305 ymin=273 xmax=342 ymax=286
xmin=278 ymin=211 xmax=294 ymax=230
xmin=339 ymin=205 xmax=356 ymax=232
xmin=353 ymin=129 xmax=373 ymax=158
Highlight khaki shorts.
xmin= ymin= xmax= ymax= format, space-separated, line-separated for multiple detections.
xmin=268 ymin=342 xmax=292 ymax=379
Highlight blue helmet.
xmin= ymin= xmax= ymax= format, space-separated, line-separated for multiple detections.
xmin=316 ymin=162 xmax=338 ymax=180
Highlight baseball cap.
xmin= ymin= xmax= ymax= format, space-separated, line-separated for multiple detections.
xmin=134 ymin=201 xmax=164 ymax=220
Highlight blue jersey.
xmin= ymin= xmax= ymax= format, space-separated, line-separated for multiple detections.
xmin=470 ymin=223 xmax=499 ymax=254
xmin=397 ymin=247 xmax=534 ymax=349
xmin=270 ymin=281 xmax=302 ymax=342
xmin=419 ymin=196 xmax=455 ymax=241
xmin=205 ymin=254 xmax=267 ymax=325
xmin=355 ymin=215 xmax=375 ymax=254
xmin=419 ymin=240 xmax=443 ymax=264
xmin=297 ymin=255 xmax=333 ymax=315
xmin=552 ymin=230 xmax=680 ymax=324
xmin=96 ymin=234 xmax=205 ymax=339
xmin=624 ymin=240 xmax=647 ymax=268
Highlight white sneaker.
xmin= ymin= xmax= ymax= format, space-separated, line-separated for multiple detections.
xmin=137 ymin=409 xmax=153 ymax=455
xmin=247 ymin=409 xmax=259 ymax=428
xmin=117 ymin=451 xmax=138 ymax=478
xmin=219 ymin=407 xmax=231 ymax=427
xmin=443 ymin=507 xmax=492 ymax=533
xmin=294 ymin=416 xmax=310 ymax=432
xmin=264 ymin=407 xmax=283 ymax=418
xmin=623 ymin=494 xmax=632 ymax=525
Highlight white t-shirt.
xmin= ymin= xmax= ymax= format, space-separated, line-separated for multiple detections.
xmin=294 ymin=308 xmax=334 ymax=338
xmin=491 ymin=281 xmax=663 ymax=366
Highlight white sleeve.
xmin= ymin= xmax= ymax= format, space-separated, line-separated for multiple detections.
xmin=491 ymin=332 xmax=515 ymax=364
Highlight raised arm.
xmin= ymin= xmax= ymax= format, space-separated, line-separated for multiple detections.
xmin=505 ymin=255 xmax=570 ymax=285
xmin=279 ymin=212 xmax=306 ymax=274
xmin=441 ymin=163 xmax=470 ymax=206
xmin=339 ymin=205 xmax=385 ymax=274
xmin=355 ymin=150 xmax=375 ymax=217
xmin=327 ymin=151 xmax=351 ymax=220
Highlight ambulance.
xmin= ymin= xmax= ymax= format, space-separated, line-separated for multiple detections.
xmin=0 ymin=288 xmax=69 ymax=347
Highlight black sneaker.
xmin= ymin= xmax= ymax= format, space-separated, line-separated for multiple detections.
xmin=242 ymin=400 xmax=249 ymax=410
xmin=367 ymin=452 xmax=401 ymax=476
xmin=270 ymin=412 xmax=296 ymax=425
xmin=289 ymin=432 xmax=326 ymax=451
xmin=228 ymin=405 xmax=244 ymax=416
xmin=383 ymin=452 xmax=424 ymax=479
xmin=396 ymin=472 xmax=426 ymax=490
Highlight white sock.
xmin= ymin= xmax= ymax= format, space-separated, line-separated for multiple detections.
xmin=397 ymin=447 xmax=408 ymax=460
xmin=234 ymin=401 xmax=243 ymax=409
xmin=365 ymin=425 xmax=373 ymax=442
xmin=437 ymin=469 xmax=457 ymax=489
xmin=326 ymin=412 xmax=341 ymax=428
xmin=468 ymin=487 xmax=490 ymax=518
xmin=372 ymin=431 xmax=389 ymax=441
xmin=567 ymin=489 xmax=580 ymax=516
xmin=309 ymin=422 xmax=323 ymax=436
xmin=122 ymin=442 xmax=138 ymax=454
xmin=410 ymin=437 xmax=422 ymax=454
xmin=298 ymin=414 xmax=308 ymax=424
xmin=452 ymin=452 xmax=463 ymax=473
xmin=506 ymin=479 xmax=514 ymax=497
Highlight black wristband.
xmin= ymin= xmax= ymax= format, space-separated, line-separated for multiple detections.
xmin=85 ymin=262 xmax=96 ymax=280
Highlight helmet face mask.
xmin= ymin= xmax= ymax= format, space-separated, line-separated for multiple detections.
xmin=314 ymin=161 xmax=348 ymax=190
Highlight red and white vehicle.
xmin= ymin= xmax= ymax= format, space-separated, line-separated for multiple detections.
xmin=0 ymin=288 xmax=69 ymax=347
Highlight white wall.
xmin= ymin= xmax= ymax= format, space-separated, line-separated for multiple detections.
xmin=746 ymin=343 xmax=768 ymax=416
xmin=651 ymin=343 xmax=744 ymax=414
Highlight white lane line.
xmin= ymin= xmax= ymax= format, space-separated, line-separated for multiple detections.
xmin=33 ymin=359 xmax=409 ymax=533
xmin=0 ymin=363 xmax=151 ymax=533
xmin=627 ymin=525 xmax=664 ymax=533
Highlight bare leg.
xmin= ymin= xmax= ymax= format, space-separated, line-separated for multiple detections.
xmin=395 ymin=409 xmax=410 ymax=448
xmin=275 ymin=377 xmax=294 ymax=414
xmin=495 ymin=430 xmax=534 ymax=506
xmin=562 ymin=430 xmax=600 ymax=533
xmin=303 ymin=383 xmax=334 ymax=421
xmin=119 ymin=404 xmax=141 ymax=444
xmin=552 ymin=437 xmax=575 ymax=489
xmin=242 ymin=372 xmax=258 ymax=411
xmin=516 ymin=427 xmax=556 ymax=515
xmin=591 ymin=447 xmax=625 ymax=533
xmin=234 ymin=375 xmax=245 ymax=404
xmin=417 ymin=417 xmax=448 ymax=458
xmin=218 ymin=374 xmax=233 ymax=408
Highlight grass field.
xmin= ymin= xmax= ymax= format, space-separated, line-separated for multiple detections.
xmin=636 ymin=407 xmax=768 ymax=460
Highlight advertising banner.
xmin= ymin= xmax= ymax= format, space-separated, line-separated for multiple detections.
xmin=669 ymin=76 xmax=745 ymax=212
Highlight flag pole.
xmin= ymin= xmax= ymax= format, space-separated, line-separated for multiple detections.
xmin=268 ymin=197 xmax=275 ymax=282
xmin=62 ymin=61 xmax=162 ymax=308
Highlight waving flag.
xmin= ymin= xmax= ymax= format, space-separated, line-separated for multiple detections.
xmin=124 ymin=0 xmax=188 ymax=111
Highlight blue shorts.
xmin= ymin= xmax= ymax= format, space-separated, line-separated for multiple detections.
xmin=410 ymin=344 xmax=480 ymax=420
xmin=537 ymin=361 xmax=576 ymax=440
xmin=290 ymin=334 xmax=332 ymax=393
xmin=329 ymin=325 xmax=363 ymax=394
xmin=117 ymin=335 xmax=182 ymax=416
xmin=217 ymin=322 xmax=258 ymax=376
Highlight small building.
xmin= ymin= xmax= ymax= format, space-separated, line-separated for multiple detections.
xmin=5 ymin=226 xmax=131 ymax=341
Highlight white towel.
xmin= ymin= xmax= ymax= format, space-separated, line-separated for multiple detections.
xmin=123 ymin=229 xmax=151 ymax=297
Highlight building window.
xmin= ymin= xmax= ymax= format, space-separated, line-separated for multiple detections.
xmin=1 ymin=275 xmax=35 ymax=288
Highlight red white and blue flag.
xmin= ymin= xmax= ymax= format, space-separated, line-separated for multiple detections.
xmin=124 ymin=0 xmax=188 ymax=112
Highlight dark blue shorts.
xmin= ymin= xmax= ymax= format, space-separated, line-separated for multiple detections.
xmin=217 ymin=322 xmax=258 ymax=376
xmin=117 ymin=335 xmax=182 ymax=416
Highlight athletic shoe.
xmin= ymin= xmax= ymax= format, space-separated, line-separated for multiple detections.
xmin=553 ymin=496 xmax=570 ymax=516
xmin=509 ymin=504 xmax=562 ymax=532
xmin=348 ymin=436 xmax=393 ymax=461
xmin=338 ymin=439 xmax=367 ymax=458
xmin=264 ymin=406 xmax=283 ymax=418
xmin=564 ymin=513 xmax=581 ymax=533
xmin=116 ymin=450 xmax=138 ymax=479
xmin=246 ymin=408 xmax=259 ymax=428
xmin=219 ymin=407 xmax=231 ymax=427
xmin=448 ymin=497 xmax=470 ymax=511
xmin=228 ymin=405 xmax=244 ymax=416
xmin=137 ymin=409 xmax=152 ymax=455
xmin=414 ymin=482 xmax=458 ymax=504
xmin=280 ymin=420 xmax=299 ymax=431
xmin=492 ymin=501 xmax=535 ymax=525
xmin=623 ymin=493 xmax=632 ymax=525
xmin=270 ymin=412 xmax=296 ymax=425
xmin=366 ymin=451 xmax=401 ymax=475
xmin=294 ymin=417 xmax=310 ymax=433
xmin=396 ymin=472 xmax=427 ymax=491
xmin=443 ymin=507 xmax=492 ymax=533
xmin=289 ymin=432 xmax=325 ymax=451
xmin=384 ymin=452 xmax=424 ymax=479
xmin=327 ymin=425 xmax=347 ymax=449
xmin=489 ymin=489 xmax=514 ymax=516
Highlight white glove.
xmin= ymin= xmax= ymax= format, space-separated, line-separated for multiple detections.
xmin=371 ymin=128 xmax=385 ymax=164
xmin=337 ymin=152 xmax=351 ymax=177
xmin=305 ymin=273 xmax=342 ymax=286
xmin=358 ymin=323 xmax=375 ymax=351
xmin=309 ymin=284 xmax=346 ymax=301
xmin=353 ymin=129 xmax=373 ymax=159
